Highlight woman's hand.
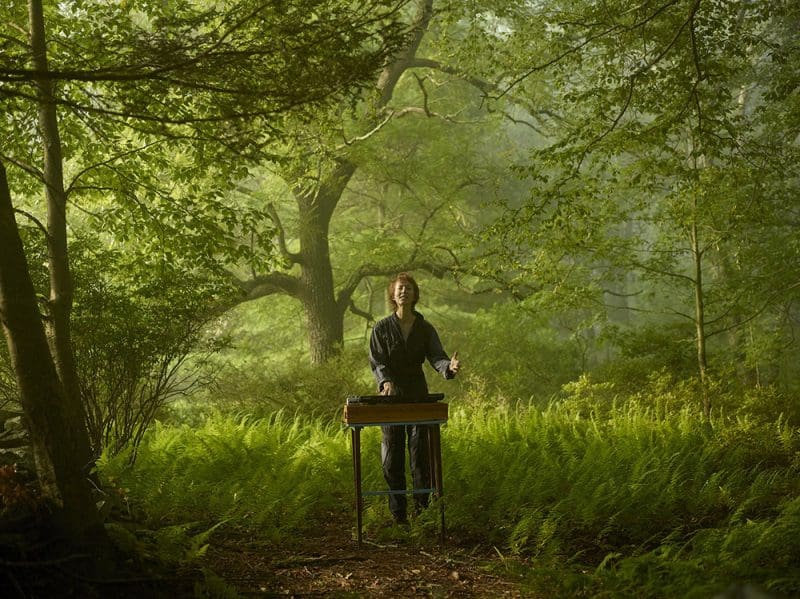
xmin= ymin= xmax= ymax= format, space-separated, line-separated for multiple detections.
xmin=449 ymin=351 xmax=460 ymax=374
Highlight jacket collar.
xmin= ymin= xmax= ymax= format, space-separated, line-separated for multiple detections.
xmin=391 ymin=310 xmax=424 ymax=322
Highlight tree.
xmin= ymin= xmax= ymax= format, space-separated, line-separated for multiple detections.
xmin=222 ymin=0 xmax=542 ymax=364
xmin=0 ymin=162 xmax=102 ymax=542
xmin=473 ymin=0 xmax=800 ymax=415
xmin=66 ymin=235 xmax=230 ymax=459
xmin=0 ymin=0 xmax=411 ymax=539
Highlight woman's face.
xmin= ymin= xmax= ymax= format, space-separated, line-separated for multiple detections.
xmin=392 ymin=280 xmax=416 ymax=308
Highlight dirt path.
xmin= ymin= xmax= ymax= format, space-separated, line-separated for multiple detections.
xmin=202 ymin=514 xmax=530 ymax=597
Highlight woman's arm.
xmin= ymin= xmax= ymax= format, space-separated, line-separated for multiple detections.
xmin=427 ymin=325 xmax=459 ymax=379
xmin=369 ymin=324 xmax=395 ymax=393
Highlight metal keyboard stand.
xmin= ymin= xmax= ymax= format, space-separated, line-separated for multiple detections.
xmin=343 ymin=397 xmax=448 ymax=548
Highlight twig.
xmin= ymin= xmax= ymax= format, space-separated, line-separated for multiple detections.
xmin=362 ymin=539 xmax=399 ymax=549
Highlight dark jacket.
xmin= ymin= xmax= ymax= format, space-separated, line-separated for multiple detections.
xmin=369 ymin=311 xmax=454 ymax=399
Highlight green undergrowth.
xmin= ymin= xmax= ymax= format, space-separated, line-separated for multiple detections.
xmin=443 ymin=403 xmax=800 ymax=597
xmin=100 ymin=395 xmax=800 ymax=597
xmin=100 ymin=411 xmax=357 ymax=540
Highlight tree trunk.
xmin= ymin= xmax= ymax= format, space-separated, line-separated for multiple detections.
xmin=284 ymin=2 xmax=434 ymax=364
xmin=691 ymin=208 xmax=711 ymax=419
xmin=300 ymin=265 xmax=344 ymax=365
xmin=296 ymin=161 xmax=355 ymax=364
xmin=0 ymin=162 xmax=103 ymax=543
xmin=688 ymin=123 xmax=711 ymax=418
xmin=28 ymin=0 xmax=93 ymax=464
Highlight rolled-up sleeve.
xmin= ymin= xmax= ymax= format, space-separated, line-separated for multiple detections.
xmin=426 ymin=326 xmax=454 ymax=379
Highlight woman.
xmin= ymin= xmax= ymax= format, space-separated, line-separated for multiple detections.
xmin=368 ymin=272 xmax=460 ymax=525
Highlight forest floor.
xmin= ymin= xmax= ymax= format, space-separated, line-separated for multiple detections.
xmin=0 ymin=510 xmax=540 ymax=598
xmin=202 ymin=511 xmax=535 ymax=598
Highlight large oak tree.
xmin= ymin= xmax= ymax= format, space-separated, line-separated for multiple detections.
xmin=211 ymin=0 xmax=544 ymax=364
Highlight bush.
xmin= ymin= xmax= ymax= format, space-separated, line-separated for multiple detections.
xmin=103 ymin=387 xmax=800 ymax=597
xmin=69 ymin=234 xmax=231 ymax=457
xmin=99 ymin=412 xmax=354 ymax=540
xmin=592 ymin=323 xmax=697 ymax=395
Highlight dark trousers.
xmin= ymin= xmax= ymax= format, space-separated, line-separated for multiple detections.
xmin=381 ymin=424 xmax=431 ymax=519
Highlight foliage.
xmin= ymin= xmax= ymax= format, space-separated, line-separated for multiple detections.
xmin=103 ymin=381 xmax=800 ymax=596
xmin=0 ymin=0 xmax=411 ymax=153
xmin=0 ymin=0 xmax=415 ymax=544
xmin=2 ymin=0 xmax=415 ymax=268
xmin=444 ymin=301 xmax=584 ymax=403
xmin=0 ymin=464 xmax=38 ymax=518
xmin=442 ymin=395 xmax=800 ymax=596
xmin=100 ymin=412 xmax=355 ymax=541
xmin=191 ymin=285 xmax=584 ymax=420
xmin=0 ymin=344 xmax=14 ymax=410
xmin=471 ymin=0 xmax=800 ymax=407
xmin=173 ymin=340 xmax=375 ymax=423
xmin=1 ymin=227 xmax=234 ymax=458
xmin=602 ymin=323 xmax=698 ymax=383
xmin=3 ymin=0 xmax=799 ymax=591
xmin=70 ymin=234 xmax=234 ymax=457
xmin=183 ymin=0 xmax=538 ymax=364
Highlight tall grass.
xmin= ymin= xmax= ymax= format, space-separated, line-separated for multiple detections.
xmin=101 ymin=395 xmax=800 ymax=596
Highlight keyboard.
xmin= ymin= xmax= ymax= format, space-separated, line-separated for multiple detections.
xmin=346 ymin=393 xmax=444 ymax=405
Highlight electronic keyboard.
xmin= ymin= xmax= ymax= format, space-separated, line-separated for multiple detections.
xmin=346 ymin=393 xmax=444 ymax=405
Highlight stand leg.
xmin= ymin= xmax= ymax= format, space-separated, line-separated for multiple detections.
xmin=431 ymin=424 xmax=445 ymax=544
xmin=427 ymin=425 xmax=437 ymax=505
xmin=351 ymin=427 xmax=363 ymax=547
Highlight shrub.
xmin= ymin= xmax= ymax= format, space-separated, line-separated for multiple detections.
xmin=69 ymin=234 xmax=231 ymax=458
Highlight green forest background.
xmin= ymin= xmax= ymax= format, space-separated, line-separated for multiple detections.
xmin=1 ymin=0 xmax=799 ymax=597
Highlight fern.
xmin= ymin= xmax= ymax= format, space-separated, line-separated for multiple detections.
xmin=100 ymin=392 xmax=800 ymax=596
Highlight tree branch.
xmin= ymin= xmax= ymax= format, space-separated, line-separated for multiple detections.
xmin=230 ymin=271 xmax=302 ymax=304
xmin=1 ymin=85 xmax=292 ymax=126
xmin=2 ymin=21 xmax=29 ymax=43
xmin=408 ymin=200 xmax=451 ymax=261
xmin=498 ymin=0 xmax=684 ymax=98
xmin=0 ymin=155 xmax=44 ymax=181
xmin=497 ymin=23 xmax=623 ymax=99
xmin=337 ymin=110 xmax=396 ymax=148
xmin=706 ymin=280 xmax=800 ymax=339
xmin=376 ymin=0 xmax=434 ymax=105
xmin=627 ymin=258 xmax=697 ymax=285
xmin=688 ymin=0 xmax=704 ymax=133
xmin=405 ymin=57 xmax=553 ymax=124
xmin=391 ymin=105 xmax=477 ymax=124
xmin=65 ymin=139 xmax=170 ymax=197
xmin=348 ymin=299 xmax=374 ymax=324
xmin=633 ymin=0 xmax=700 ymax=78
xmin=413 ymin=73 xmax=432 ymax=116
xmin=265 ymin=203 xmax=303 ymax=266
xmin=576 ymin=75 xmax=636 ymax=170
xmin=12 ymin=208 xmax=50 ymax=241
